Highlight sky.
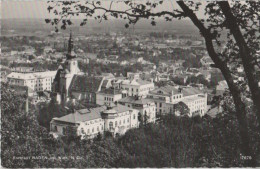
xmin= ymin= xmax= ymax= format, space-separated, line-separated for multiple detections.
xmin=1 ymin=0 xmax=207 ymax=19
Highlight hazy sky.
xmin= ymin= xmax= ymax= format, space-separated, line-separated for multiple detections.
xmin=2 ymin=0 xmax=207 ymax=19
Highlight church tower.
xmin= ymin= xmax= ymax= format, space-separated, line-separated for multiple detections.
xmin=53 ymin=30 xmax=81 ymax=104
xmin=65 ymin=30 xmax=80 ymax=74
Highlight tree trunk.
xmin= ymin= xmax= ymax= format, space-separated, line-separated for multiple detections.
xmin=220 ymin=66 xmax=256 ymax=167
xmin=218 ymin=1 xmax=260 ymax=127
xmin=177 ymin=1 xmax=256 ymax=166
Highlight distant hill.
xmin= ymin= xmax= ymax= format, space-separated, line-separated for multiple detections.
xmin=1 ymin=18 xmax=200 ymax=37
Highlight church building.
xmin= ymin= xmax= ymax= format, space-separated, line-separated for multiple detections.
xmin=52 ymin=31 xmax=109 ymax=104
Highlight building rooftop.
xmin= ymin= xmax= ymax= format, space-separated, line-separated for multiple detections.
xmin=149 ymin=85 xmax=180 ymax=96
xmin=122 ymin=78 xmax=153 ymax=86
xmin=182 ymin=87 xmax=203 ymax=97
xmin=69 ymin=75 xmax=103 ymax=92
xmin=182 ymin=95 xmax=205 ymax=104
xmin=118 ymin=96 xmax=154 ymax=105
xmin=53 ymin=106 xmax=106 ymax=124
xmin=112 ymin=104 xmax=133 ymax=113
xmin=7 ymin=71 xmax=57 ymax=80
xmin=97 ymin=88 xmax=122 ymax=95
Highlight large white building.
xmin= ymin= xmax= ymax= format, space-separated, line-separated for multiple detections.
xmin=50 ymin=104 xmax=139 ymax=139
xmin=147 ymin=85 xmax=207 ymax=117
xmin=113 ymin=77 xmax=154 ymax=98
xmin=7 ymin=71 xmax=57 ymax=92
xmin=118 ymin=96 xmax=156 ymax=123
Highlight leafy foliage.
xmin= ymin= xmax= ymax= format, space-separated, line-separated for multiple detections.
xmin=1 ymin=82 xmax=260 ymax=167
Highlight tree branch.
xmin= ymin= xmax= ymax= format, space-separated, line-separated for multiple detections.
xmin=67 ymin=4 xmax=185 ymax=19
xmin=177 ymin=1 xmax=224 ymax=68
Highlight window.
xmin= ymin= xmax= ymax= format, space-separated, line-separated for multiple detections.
xmin=54 ymin=126 xmax=57 ymax=131
xmin=133 ymin=114 xmax=136 ymax=119
xmin=109 ymin=122 xmax=113 ymax=130
xmin=127 ymin=118 xmax=129 ymax=123
xmin=97 ymin=126 xmax=99 ymax=131
xmin=101 ymin=125 xmax=103 ymax=130
xmin=119 ymin=120 xmax=121 ymax=125
xmin=92 ymin=128 xmax=94 ymax=132
xmin=123 ymin=119 xmax=125 ymax=124
xmin=159 ymin=103 xmax=162 ymax=107
xmin=62 ymin=128 xmax=66 ymax=135
xmin=81 ymin=128 xmax=84 ymax=134
xmin=115 ymin=121 xmax=117 ymax=127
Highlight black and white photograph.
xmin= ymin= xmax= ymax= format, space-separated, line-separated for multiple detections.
xmin=1 ymin=0 xmax=260 ymax=168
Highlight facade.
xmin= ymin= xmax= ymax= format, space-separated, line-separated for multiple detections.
xmin=114 ymin=77 xmax=154 ymax=98
xmin=181 ymin=95 xmax=207 ymax=117
xmin=147 ymin=85 xmax=183 ymax=115
xmin=96 ymin=88 xmax=123 ymax=106
xmin=7 ymin=71 xmax=56 ymax=92
xmin=147 ymin=85 xmax=207 ymax=117
xmin=101 ymin=104 xmax=139 ymax=136
xmin=50 ymin=104 xmax=139 ymax=139
xmin=50 ymin=106 xmax=106 ymax=139
xmin=118 ymin=96 xmax=156 ymax=123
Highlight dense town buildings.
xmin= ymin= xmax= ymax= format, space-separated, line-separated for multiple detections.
xmin=2 ymin=29 xmax=225 ymax=139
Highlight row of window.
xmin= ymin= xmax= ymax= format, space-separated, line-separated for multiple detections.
xmin=118 ymin=111 xmax=131 ymax=117
xmin=139 ymin=87 xmax=153 ymax=92
xmin=155 ymin=102 xmax=162 ymax=107
xmin=29 ymin=78 xmax=52 ymax=83
xmin=84 ymin=125 xmax=104 ymax=134
xmin=122 ymin=87 xmax=153 ymax=93
xmin=85 ymin=119 xmax=103 ymax=125
xmin=173 ymin=95 xmax=182 ymax=99
xmin=9 ymin=79 xmax=23 ymax=84
xmin=104 ymin=97 xmax=114 ymax=101
xmin=114 ymin=118 xmax=130 ymax=127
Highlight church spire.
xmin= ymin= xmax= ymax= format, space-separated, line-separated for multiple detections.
xmin=66 ymin=30 xmax=74 ymax=60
